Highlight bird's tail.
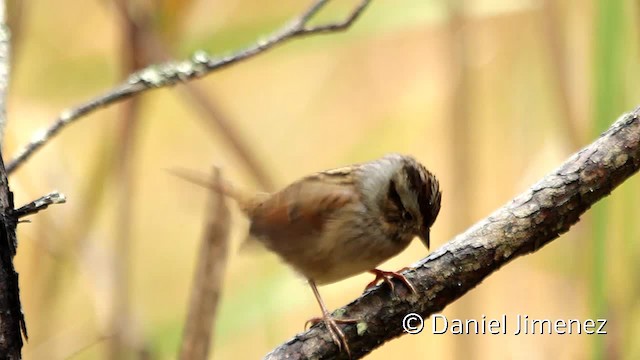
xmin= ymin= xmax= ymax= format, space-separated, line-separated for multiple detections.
xmin=167 ymin=168 xmax=259 ymax=214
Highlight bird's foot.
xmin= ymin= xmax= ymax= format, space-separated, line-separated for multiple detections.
xmin=364 ymin=268 xmax=417 ymax=295
xmin=305 ymin=314 xmax=357 ymax=358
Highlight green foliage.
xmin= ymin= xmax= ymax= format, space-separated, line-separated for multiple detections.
xmin=592 ymin=0 xmax=632 ymax=358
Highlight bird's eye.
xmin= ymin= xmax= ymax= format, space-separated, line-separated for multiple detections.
xmin=402 ymin=211 xmax=414 ymax=221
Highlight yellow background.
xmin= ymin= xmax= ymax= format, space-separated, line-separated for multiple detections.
xmin=4 ymin=0 xmax=639 ymax=359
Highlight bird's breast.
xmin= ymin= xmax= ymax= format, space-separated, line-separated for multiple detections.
xmin=264 ymin=209 xmax=412 ymax=285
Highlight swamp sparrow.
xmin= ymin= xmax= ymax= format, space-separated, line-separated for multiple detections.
xmin=173 ymin=154 xmax=442 ymax=356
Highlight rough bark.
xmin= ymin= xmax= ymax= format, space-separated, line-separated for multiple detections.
xmin=0 ymin=150 xmax=25 ymax=359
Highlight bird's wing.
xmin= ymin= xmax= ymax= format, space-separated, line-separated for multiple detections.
xmin=248 ymin=174 xmax=358 ymax=245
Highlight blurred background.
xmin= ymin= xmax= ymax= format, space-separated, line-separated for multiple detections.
xmin=3 ymin=0 xmax=640 ymax=359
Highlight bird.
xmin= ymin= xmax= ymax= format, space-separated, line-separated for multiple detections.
xmin=171 ymin=153 xmax=442 ymax=357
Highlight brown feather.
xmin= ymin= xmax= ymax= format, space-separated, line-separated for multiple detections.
xmin=249 ymin=177 xmax=357 ymax=247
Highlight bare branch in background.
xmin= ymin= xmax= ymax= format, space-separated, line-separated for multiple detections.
xmin=108 ymin=0 xmax=146 ymax=357
xmin=445 ymin=1 xmax=478 ymax=357
xmin=5 ymin=0 xmax=372 ymax=175
xmin=541 ymin=0 xmax=582 ymax=148
xmin=114 ymin=0 xmax=276 ymax=191
xmin=179 ymin=168 xmax=230 ymax=360
xmin=62 ymin=335 xmax=111 ymax=360
xmin=296 ymin=0 xmax=371 ymax=35
xmin=0 ymin=0 xmax=9 ymax=146
xmin=178 ymin=86 xmax=275 ymax=190
xmin=265 ymin=108 xmax=640 ymax=359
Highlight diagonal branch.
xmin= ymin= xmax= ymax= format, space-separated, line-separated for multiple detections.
xmin=265 ymin=107 xmax=640 ymax=359
xmin=112 ymin=0 xmax=276 ymax=190
xmin=5 ymin=0 xmax=372 ymax=174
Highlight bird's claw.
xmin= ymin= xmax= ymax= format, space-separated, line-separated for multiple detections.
xmin=364 ymin=268 xmax=417 ymax=295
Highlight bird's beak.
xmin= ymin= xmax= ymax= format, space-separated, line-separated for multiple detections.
xmin=419 ymin=229 xmax=430 ymax=250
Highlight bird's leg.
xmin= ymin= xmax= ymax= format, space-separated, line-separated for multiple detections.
xmin=364 ymin=268 xmax=417 ymax=295
xmin=305 ymin=280 xmax=357 ymax=358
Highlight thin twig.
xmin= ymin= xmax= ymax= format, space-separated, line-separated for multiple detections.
xmin=0 ymin=0 xmax=9 ymax=146
xmin=12 ymin=191 xmax=66 ymax=218
xmin=115 ymin=1 xmax=275 ymax=191
xmin=64 ymin=335 xmax=111 ymax=360
xmin=265 ymin=107 xmax=640 ymax=359
xmin=297 ymin=0 xmax=371 ymax=35
xmin=6 ymin=0 xmax=372 ymax=174
xmin=178 ymin=168 xmax=230 ymax=360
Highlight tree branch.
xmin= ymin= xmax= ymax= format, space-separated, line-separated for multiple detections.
xmin=12 ymin=191 xmax=66 ymax=219
xmin=111 ymin=0 xmax=276 ymax=191
xmin=179 ymin=168 xmax=230 ymax=360
xmin=108 ymin=1 xmax=146 ymax=357
xmin=5 ymin=0 xmax=372 ymax=174
xmin=0 ymin=0 xmax=24 ymax=356
xmin=265 ymin=107 xmax=640 ymax=359
xmin=0 ymin=151 xmax=23 ymax=359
